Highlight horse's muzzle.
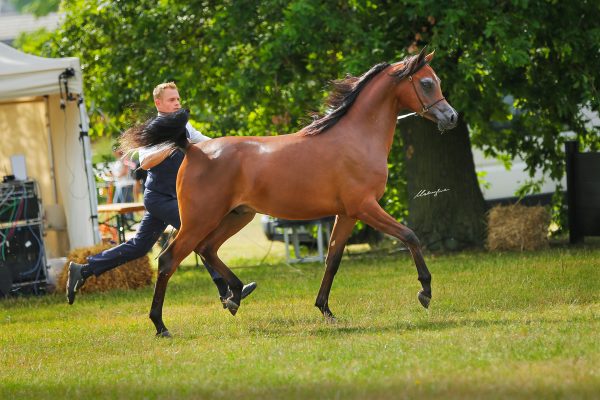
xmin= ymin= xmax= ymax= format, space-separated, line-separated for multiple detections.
xmin=434 ymin=104 xmax=458 ymax=133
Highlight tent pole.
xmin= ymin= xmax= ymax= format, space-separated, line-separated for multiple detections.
xmin=44 ymin=95 xmax=59 ymax=204
xmin=76 ymin=96 xmax=100 ymax=244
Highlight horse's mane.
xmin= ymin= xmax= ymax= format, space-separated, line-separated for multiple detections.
xmin=303 ymin=49 xmax=428 ymax=136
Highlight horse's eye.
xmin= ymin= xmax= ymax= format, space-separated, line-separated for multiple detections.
xmin=421 ymin=79 xmax=434 ymax=90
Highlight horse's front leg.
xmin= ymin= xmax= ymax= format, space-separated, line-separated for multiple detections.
xmin=149 ymin=232 xmax=200 ymax=338
xmin=315 ymin=215 xmax=356 ymax=321
xmin=356 ymin=199 xmax=431 ymax=308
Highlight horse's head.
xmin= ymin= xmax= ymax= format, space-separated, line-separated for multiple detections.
xmin=392 ymin=50 xmax=458 ymax=132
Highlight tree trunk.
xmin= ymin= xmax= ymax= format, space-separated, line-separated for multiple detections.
xmin=399 ymin=116 xmax=486 ymax=251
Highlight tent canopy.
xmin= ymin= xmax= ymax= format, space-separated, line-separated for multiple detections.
xmin=0 ymin=42 xmax=82 ymax=100
xmin=0 ymin=42 xmax=98 ymax=257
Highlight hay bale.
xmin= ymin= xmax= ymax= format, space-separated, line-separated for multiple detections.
xmin=56 ymin=243 xmax=153 ymax=294
xmin=486 ymin=204 xmax=550 ymax=251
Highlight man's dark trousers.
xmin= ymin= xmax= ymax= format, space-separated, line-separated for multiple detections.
xmin=87 ymin=189 xmax=220 ymax=279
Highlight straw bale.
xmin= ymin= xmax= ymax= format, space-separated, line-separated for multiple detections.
xmin=57 ymin=243 xmax=153 ymax=293
xmin=486 ymin=204 xmax=550 ymax=251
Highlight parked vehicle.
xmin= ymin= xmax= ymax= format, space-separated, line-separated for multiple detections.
xmin=473 ymin=148 xmax=566 ymax=207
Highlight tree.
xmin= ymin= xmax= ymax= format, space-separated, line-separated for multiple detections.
xmin=399 ymin=117 xmax=487 ymax=251
xmin=396 ymin=0 xmax=600 ymax=248
xmin=40 ymin=0 xmax=353 ymax=137
xmin=22 ymin=0 xmax=599 ymax=249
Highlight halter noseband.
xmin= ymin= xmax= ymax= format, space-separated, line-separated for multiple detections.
xmin=408 ymin=74 xmax=446 ymax=116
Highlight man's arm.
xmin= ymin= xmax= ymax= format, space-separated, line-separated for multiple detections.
xmin=186 ymin=122 xmax=211 ymax=143
xmin=139 ymin=147 xmax=174 ymax=170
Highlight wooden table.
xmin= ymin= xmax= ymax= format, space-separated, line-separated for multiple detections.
xmin=97 ymin=202 xmax=145 ymax=243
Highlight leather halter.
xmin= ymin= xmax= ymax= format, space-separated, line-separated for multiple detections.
xmin=408 ymin=74 xmax=446 ymax=116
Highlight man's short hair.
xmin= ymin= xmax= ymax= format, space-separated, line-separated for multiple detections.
xmin=153 ymin=82 xmax=178 ymax=99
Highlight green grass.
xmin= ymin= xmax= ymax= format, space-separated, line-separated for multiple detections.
xmin=1 ymin=246 xmax=599 ymax=399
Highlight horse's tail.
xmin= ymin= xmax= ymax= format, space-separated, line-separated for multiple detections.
xmin=120 ymin=108 xmax=190 ymax=153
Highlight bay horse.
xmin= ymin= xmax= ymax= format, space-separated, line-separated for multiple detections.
xmin=125 ymin=48 xmax=457 ymax=337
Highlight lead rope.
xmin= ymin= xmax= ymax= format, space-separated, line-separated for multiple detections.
xmin=397 ymin=112 xmax=417 ymax=120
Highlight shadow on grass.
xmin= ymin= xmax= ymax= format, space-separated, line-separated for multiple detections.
xmin=232 ymin=315 xmax=578 ymax=339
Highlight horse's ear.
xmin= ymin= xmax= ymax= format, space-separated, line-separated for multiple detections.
xmin=425 ymin=50 xmax=435 ymax=63
xmin=417 ymin=46 xmax=427 ymax=64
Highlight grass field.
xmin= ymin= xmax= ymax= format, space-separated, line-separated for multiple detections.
xmin=1 ymin=230 xmax=599 ymax=399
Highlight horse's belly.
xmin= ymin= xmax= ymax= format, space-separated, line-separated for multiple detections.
xmin=247 ymin=179 xmax=342 ymax=219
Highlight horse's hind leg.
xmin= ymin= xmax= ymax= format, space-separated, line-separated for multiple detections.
xmin=315 ymin=215 xmax=357 ymax=321
xmin=196 ymin=209 xmax=256 ymax=315
xmin=356 ymin=199 xmax=432 ymax=309
xmin=150 ymin=221 xmax=223 ymax=337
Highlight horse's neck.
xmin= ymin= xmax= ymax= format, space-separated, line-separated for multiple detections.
xmin=344 ymin=73 xmax=399 ymax=155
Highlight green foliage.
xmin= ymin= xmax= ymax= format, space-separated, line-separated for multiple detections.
xmin=18 ymin=0 xmax=600 ymax=224
xmin=9 ymin=0 xmax=59 ymax=16
xmin=12 ymin=28 xmax=53 ymax=55
xmin=384 ymin=134 xmax=409 ymax=222
xmin=476 ymin=170 xmax=491 ymax=191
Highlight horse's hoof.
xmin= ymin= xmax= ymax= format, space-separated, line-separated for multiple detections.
xmin=324 ymin=314 xmax=337 ymax=324
xmin=156 ymin=330 xmax=172 ymax=338
xmin=319 ymin=306 xmax=337 ymax=323
xmin=418 ymin=291 xmax=431 ymax=309
xmin=226 ymin=299 xmax=239 ymax=316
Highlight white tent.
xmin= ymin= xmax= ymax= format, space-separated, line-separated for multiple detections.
xmin=0 ymin=42 xmax=99 ymax=258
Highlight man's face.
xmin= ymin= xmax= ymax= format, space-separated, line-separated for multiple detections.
xmin=155 ymin=88 xmax=181 ymax=113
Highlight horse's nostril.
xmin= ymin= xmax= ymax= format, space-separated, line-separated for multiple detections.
xmin=450 ymin=112 xmax=456 ymax=123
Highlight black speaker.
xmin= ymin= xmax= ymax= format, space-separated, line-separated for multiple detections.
xmin=0 ymin=225 xmax=46 ymax=295
xmin=0 ymin=265 xmax=11 ymax=296
xmin=0 ymin=181 xmax=46 ymax=295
